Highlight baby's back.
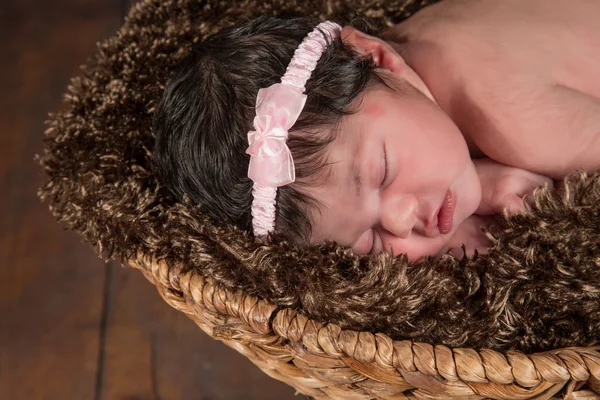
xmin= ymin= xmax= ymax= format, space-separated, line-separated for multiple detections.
xmin=389 ymin=0 xmax=600 ymax=178
xmin=427 ymin=0 xmax=600 ymax=94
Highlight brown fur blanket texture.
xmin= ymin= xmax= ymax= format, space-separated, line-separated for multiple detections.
xmin=37 ymin=0 xmax=600 ymax=353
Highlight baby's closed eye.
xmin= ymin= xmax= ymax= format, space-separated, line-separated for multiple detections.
xmin=352 ymin=228 xmax=377 ymax=255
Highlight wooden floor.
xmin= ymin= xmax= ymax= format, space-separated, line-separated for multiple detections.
xmin=0 ymin=1 xmax=297 ymax=399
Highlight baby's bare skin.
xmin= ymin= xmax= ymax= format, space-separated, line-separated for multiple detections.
xmin=312 ymin=2 xmax=598 ymax=259
xmin=381 ymin=0 xmax=600 ymax=258
xmin=383 ymin=0 xmax=600 ymax=180
xmin=445 ymin=158 xmax=553 ymax=258
xmin=473 ymin=159 xmax=554 ymax=217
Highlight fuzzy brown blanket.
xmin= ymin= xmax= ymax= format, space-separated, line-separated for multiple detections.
xmin=37 ymin=0 xmax=600 ymax=354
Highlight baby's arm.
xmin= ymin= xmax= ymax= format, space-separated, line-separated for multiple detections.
xmin=473 ymin=158 xmax=554 ymax=216
xmin=442 ymin=158 xmax=554 ymax=258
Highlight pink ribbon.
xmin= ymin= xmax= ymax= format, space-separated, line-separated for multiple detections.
xmin=246 ymin=83 xmax=307 ymax=187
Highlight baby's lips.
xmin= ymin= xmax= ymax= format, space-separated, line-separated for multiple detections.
xmin=437 ymin=189 xmax=456 ymax=234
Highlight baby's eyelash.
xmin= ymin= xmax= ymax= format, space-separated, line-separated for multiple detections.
xmin=381 ymin=145 xmax=389 ymax=187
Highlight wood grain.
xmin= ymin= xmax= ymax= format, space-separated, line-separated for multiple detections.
xmin=0 ymin=1 xmax=123 ymax=399
xmin=99 ymin=263 xmax=297 ymax=400
xmin=1 ymin=0 xmax=297 ymax=398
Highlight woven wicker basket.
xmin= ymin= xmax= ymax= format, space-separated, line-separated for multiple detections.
xmin=37 ymin=0 xmax=600 ymax=398
xmin=128 ymin=253 xmax=600 ymax=399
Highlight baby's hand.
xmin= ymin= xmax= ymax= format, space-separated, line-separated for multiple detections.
xmin=441 ymin=214 xmax=494 ymax=259
xmin=473 ymin=158 xmax=554 ymax=216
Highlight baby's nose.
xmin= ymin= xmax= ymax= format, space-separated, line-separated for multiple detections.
xmin=381 ymin=194 xmax=419 ymax=238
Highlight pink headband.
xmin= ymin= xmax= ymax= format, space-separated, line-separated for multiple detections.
xmin=246 ymin=21 xmax=342 ymax=236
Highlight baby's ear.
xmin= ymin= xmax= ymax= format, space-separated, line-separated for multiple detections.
xmin=341 ymin=26 xmax=405 ymax=75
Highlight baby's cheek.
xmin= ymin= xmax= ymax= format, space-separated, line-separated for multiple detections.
xmin=364 ymin=103 xmax=386 ymax=119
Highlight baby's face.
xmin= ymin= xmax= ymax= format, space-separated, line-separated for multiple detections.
xmin=305 ymin=78 xmax=482 ymax=262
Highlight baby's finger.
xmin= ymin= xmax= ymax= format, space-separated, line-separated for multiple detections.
xmin=498 ymin=193 xmax=527 ymax=216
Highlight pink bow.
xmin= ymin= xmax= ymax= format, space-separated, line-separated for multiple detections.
xmin=246 ymin=83 xmax=307 ymax=187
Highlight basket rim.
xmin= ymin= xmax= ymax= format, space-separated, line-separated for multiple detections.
xmin=126 ymin=251 xmax=600 ymax=395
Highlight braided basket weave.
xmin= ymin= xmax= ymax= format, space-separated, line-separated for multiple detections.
xmin=129 ymin=252 xmax=600 ymax=399
xmin=37 ymin=0 xmax=600 ymax=398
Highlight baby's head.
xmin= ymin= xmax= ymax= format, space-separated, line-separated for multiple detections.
xmin=153 ymin=16 xmax=482 ymax=261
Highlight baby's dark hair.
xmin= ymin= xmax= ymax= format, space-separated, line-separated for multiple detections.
xmin=153 ymin=15 xmax=390 ymax=244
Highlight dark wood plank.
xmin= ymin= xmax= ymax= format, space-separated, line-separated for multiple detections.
xmin=0 ymin=1 xmax=123 ymax=399
xmin=100 ymin=264 xmax=298 ymax=400
xmin=0 ymin=0 xmax=301 ymax=396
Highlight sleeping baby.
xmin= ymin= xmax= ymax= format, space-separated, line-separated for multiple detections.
xmin=152 ymin=0 xmax=600 ymax=262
